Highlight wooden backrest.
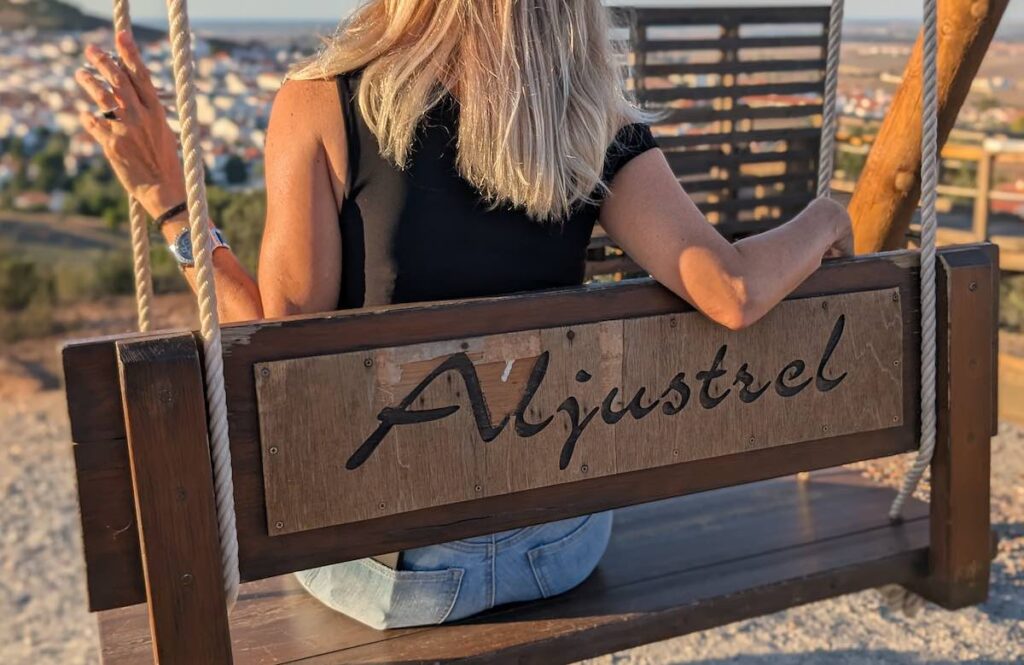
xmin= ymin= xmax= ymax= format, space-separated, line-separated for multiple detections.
xmin=620 ymin=5 xmax=829 ymax=234
xmin=64 ymin=247 xmax=968 ymax=614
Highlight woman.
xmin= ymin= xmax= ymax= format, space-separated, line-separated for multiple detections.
xmin=75 ymin=0 xmax=852 ymax=630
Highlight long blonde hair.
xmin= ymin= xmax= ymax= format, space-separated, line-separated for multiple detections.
xmin=289 ymin=0 xmax=643 ymax=221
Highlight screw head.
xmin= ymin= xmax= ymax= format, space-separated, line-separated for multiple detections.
xmin=363 ymin=358 xmax=374 ymax=368
xmin=181 ymin=573 xmax=194 ymax=587
xmin=274 ymin=521 xmax=284 ymax=530
xmin=269 ymin=446 xmax=279 ymax=455
xmin=580 ymin=464 xmax=589 ymax=473
xmin=260 ymin=367 xmax=270 ymax=378
xmin=474 ymin=484 xmax=482 ymax=492
xmin=566 ymin=330 xmax=576 ymax=341
xmin=892 ymin=292 xmax=900 ymax=302
xmin=968 ymin=281 xmax=978 ymax=292
xmin=378 ymin=502 xmax=386 ymax=510
xmin=669 ymin=318 xmax=678 ymax=328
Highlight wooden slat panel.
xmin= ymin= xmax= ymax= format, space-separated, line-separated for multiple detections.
xmin=641 ymin=58 xmax=826 ymax=77
xmin=256 ymin=291 xmax=902 ymax=534
xmin=700 ymin=193 xmax=815 ymax=214
xmin=655 ymin=103 xmax=824 ymax=125
xmin=629 ymin=5 xmax=831 ymax=26
xmin=65 ymin=247 xmax=947 ymax=612
xmin=95 ymin=471 xmax=929 ymax=665
xmin=656 ymin=127 xmax=822 ymax=150
xmin=637 ymin=35 xmax=828 ymax=52
xmin=663 ymin=149 xmax=816 ymax=175
xmin=682 ymin=171 xmax=815 ymax=194
xmin=641 ymin=80 xmax=824 ymax=103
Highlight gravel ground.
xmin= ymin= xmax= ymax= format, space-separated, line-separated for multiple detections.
xmin=1 ymin=390 xmax=1021 ymax=665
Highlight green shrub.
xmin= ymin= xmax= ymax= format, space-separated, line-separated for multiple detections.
xmin=92 ymin=252 xmax=137 ymax=297
xmin=0 ymin=252 xmax=54 ymax=311
xmin=0 ymin=300 xmax=58 ymax=342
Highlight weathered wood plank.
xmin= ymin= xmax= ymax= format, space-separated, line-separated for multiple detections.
xmin=117 ymin=333 xmax=232 ymax=663
xmin=640 ymin=58 xmax=825 ymax=77
xmin=641 ymin=80 xmax=823 ymax=104
xmin=656 ymin=127 xmax=822 ymax=150
xmin=257 ymin=291 xmax=902 ymax=534
xmin=638 ymin=35 xmax=827 ymax=52
xmin=910 ymin=245 xmax=996 ymax=607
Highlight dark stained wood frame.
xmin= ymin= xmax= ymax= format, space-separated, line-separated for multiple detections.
xmin=117 ymin=335 xmax=233 ymax=663
xmin=908 ymin=246 xmax=998 ymax=608
xmin=63 ymin=246 xmax=997 ymax=621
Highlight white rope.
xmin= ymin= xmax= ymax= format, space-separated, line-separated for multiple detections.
xmin=817 ymin=0 xmax=844 ymax=197
xmin=112 ymin=0 xmax=154 ymax=332
xmin=164 ymin=0 xmax=240 ymax=607
xmin=890 ymin=0 xmax=940 ymax=520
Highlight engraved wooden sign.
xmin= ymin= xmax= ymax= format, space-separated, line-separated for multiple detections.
xmin=255 ymin=288 xmax=904 ymax=535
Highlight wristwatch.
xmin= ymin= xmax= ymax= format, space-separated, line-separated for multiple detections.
xmin=169 ymin=226 xmax=230 ymax=268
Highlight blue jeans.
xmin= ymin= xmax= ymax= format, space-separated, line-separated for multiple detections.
xmin=295 ymin=511 xmax=613 ymax=630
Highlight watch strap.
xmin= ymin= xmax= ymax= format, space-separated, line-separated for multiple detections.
xmin=153 ymin=201 xmax=188 ymax=231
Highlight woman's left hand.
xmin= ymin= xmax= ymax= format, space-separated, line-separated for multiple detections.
xmin=76 ymin=31 xmax=186 ymax=218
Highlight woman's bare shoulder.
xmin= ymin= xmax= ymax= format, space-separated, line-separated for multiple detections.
xmin=268 ymin=78 xmax=348 ymax=205
xmin=270 ymin=78 xmax=344 ymax=137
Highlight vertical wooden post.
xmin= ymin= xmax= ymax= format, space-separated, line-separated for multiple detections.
xmin=117 ymin=333 xmax=233 ymax=664
xmin=850 ymin=0 xmax=1009 ymax=253
xmin=972 ymin=149 xmax=993 ymax=241
xmin=913 ymin=244 xmax=998 ymax=608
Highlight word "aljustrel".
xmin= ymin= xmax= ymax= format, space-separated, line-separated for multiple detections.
xmin=346 ymin=315 xmax=850 ymax=471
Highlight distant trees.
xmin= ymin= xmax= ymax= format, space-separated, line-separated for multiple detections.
xmin=224 ymin=155 xmax=249 ymax=185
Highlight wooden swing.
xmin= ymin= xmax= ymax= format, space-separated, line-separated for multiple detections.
xmin=62 ymin=1 xmax=1001 ymax=663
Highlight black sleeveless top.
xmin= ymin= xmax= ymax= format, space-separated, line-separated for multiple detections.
xmin=335 ymin=73 xmax=657 ymax=309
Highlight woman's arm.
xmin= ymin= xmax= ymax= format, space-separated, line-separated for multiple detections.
xmin=258 ymin=79 xmax=344 ymax=318
xmin=76 ymin=32 xmax=344 ymax=324
xmin=599 ymin=149 xmax=853 ymax=330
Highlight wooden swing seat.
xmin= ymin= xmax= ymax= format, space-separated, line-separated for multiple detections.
xmin=95 ymin=470 xmax=936 ymax=664
xmin=62 ymin=245 xmax=998 ymax=664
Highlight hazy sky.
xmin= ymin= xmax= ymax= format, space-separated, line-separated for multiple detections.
xmin=72 ymin=0 xmax=1024 ymax=22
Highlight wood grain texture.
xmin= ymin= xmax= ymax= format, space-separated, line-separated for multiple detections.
xmin=910 ymin=244 xmax=997 ymax=608
xmin=65 ymin=247 xmax=952 ymax=612
xmin=117 ymin=334 xmax=232 ymax=664
xmin=850 ymin=0 xmax=1011 ymax=252
xmin=95 ymin=471 xmax=930 ymax=665
xmin=257 ymin=291 xmax=903 ymax=534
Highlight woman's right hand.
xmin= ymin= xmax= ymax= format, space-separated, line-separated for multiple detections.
xmin=76 ymin=31 xmax=187 ymax=219
xmin=816 ymin=197 xmax=854 ymax=259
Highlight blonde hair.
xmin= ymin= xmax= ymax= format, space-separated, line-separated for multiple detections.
xmin=289 ymin=0 xmax=643 ymax=221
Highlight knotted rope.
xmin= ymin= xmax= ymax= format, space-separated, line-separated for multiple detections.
xmin=890 ymin=0 xmax=940 ymax=520
xmin=112 ymin=0 xmax=153 ymax=332
xmin=163 ymin=0 xmax=240 ymax=607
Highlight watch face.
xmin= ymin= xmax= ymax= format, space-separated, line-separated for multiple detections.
xmin=175 ymin=230 xmax=194 ymax=265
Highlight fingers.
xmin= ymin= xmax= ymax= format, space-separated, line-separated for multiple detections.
xmin=75 ymin=69 xmax=119 ymax=112
xmin=84 ymin=43 xmax=141 ymax=112
xmin=115 ymin=31 xmax=161 ymax=109
xmin=79 ymin=112 xmax=114 ymax=144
